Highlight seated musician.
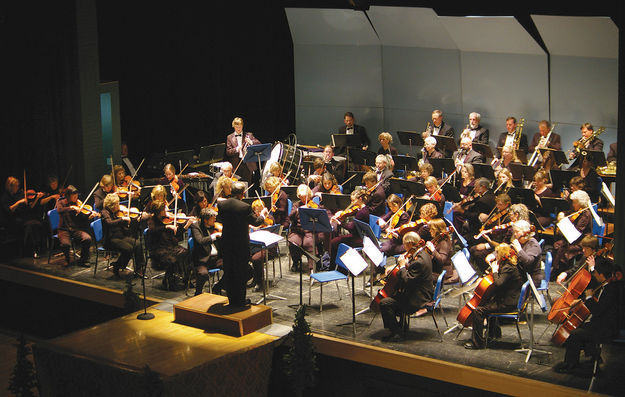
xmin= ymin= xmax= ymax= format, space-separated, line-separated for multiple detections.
xmin=266 ymin=162 xmax=289 ymax=186
xmin=464 ymin=243 xmax=523 ymax=349
xmin=578 ymin=153 xmax=601 ymax=203
xmin=529 ymin=120 xmax=562 ymax=154
xmin=374 ymin=154 xmax=394 ymax=194
xmin=162 ymin=163 xmax=188 ymax=213
xmin=424 ymin=109 xmax=455 ymax=138
xmin=510 ymin=220 xmax=542 ymax=286
xmin=55 ymin=185 xmax=95 ymax=267
xmin=494 ymin=168 xmax=514 ymax=194
xmin=146 ymin=200 xmax=188 ymax=291
xmin=429 ymin=218 xmax=457 ymax=284
xmin=552 ymin=190 xmax=592 ymax=276
xmin=362 ymin=171 xmax=387 ymax=217
xmin=307 ymin=158 xmax=325 ymax=187
xmin=322 ymin=145 xmax=345 ymax=183
xmin=209 ymin=162 xmax=240 ymax=198
xmin=555 ymin=235 xmax=608 ymax=285
xmin=495 ymin=117 xmax=528 ymax=157
xmin=561 ymin=175 xmax=585 ymax=202
xmin=450 ymin=164 xmax=475 ymax=234
xmin=188 ymin=191 xmax=209 ymax=218
xmin=145 ymin=185 xmax=169 ymax=216
xmin=1 ymin=176 xmax=45 ymax=258
xmin=455 ymin=177 xmax=495 ymax=239
xmin=509 ymin=203 xmax=530 ymax=223
xmin=101 ymin=193 xmax=143 ymax=278
xmin=264 ymin=176 xmax=289 ymax=228
xmin=531 ymin=170 xmax=556 ymax=228
xmin=189 ymin=207 xmax=222 ymax=296
xmin=454 ymin=137 xmax=484 ymax=167
xmin=568 ymin=123 xmax=604 ymax=164
xmin=469 ymin=193 xmax=512 ymax=273
xmin=40 ymin=175 xmax=62 ymax=214
xmin=421 ymin=136 xmax=443 ymax=165
xmin=215 ymin=175 xmax=233 ymax=201
xmin=422 ymin=176 xmax=445 ymax=210
xmin=553 ymin=260 xmax=618 ymax=374
xmin=492 ymin=146 xmax=520 ymax=179
xmin=379 ymin=231 xmax=433 ymax=342
xmin=287 ymin=184 xmax=325 ymax=272
xmin=329 ymin=189 xmax=369 ymax=266
xmin=93 ymin=174 xmax=116 ymax=211
xmin=113 ymin=164 xmax=141 ymax=202
xmin=378 ymin=194 xmax=410 ymax=256
xmin=248 ymin=199 xmax=278 ymax=292
xmin=312 ymin=172 xmax=341 ymax=197
xmin=408 ymin=162 xmax=433 ymax=183
xmin=378 ymin=132 xmax=398 ymax=157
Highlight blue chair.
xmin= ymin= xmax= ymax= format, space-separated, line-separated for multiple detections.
xmin=312 ymin=196 xmax=321 ymax=205
xmin=403 ymin=270 xmax=449 ymax=342
xmin=369 ymin=215 xmax=382 ymax=239
xmin=444 ymin=201 xmax=453 ymax=224
xmin=537 ymin=251 xmax=553 ymax=305
xmin=46 ymin=209 xmax=74 ymax=264
xmin=90 ymin=218 xmax=115 ymax=277
xmin=186 ymin=237 xmax=221 ymax=296
xmin=590 ymin=204 xmax=606 ymax=245
xmin=485 ymin=281 xmax=531 ymax=348
xmin=309 ymin=243 xmax=350 ymax=311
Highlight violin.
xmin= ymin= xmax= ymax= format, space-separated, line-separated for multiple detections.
xmin=384 ymin=218 xmax=426 ymax=239
xmin=332 ymin=202 xmax=364 ymax=224
xmin=481 ymin=208 xmax=509 ymax=230
xmin=117 ymin=176 xmax=141 ymax=199
xmin=163 ymin=213 xmax=197 ymax=225
xmin=118 ymin=204 xmax=141 ymax=219
xmin=25 ymin=189 xmax=47 ymax=202
xmin=71 ymin=199 xmax=100 ymax=217
xmin=473 ymin=221 xmax=515 ymax=240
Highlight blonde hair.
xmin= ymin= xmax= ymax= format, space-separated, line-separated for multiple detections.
xmin=216 ymin=176 xmax=233 ymax=196
xmin=264 ymin=176 xmax=280 ymax=193
xmin=428 ymin=218 xmax=448 ymax=238
xmin=5 ymin=176 xmax=18 ymax=190
xmin=100 ymin=174 xmax=114 ymax=188
xmin=103 ymin=193 xmax=120 ymax=212
xmin=424 ymin=176 xmax=438 ymax=188
xmin=495 ymin=243 xmax=517 ymax=265
xmin=296 ymin=184 xmax=312 ymax=200
xmin=151 ymin=185 xmax=166 ymax=201
xmin=232 ymin=117 xmax=243 ymax=127
xmin=420 ymin=203 xmax=438 ymax=220
xmin=269 ymin=162 xmax=282 ymax=175
xmin=402 ymin=231 xmax=421 ymax=246
xmin=378 ymin=132 xmax=393 ymax=144
xmin=252 ymin=199 xmax=265 ymax=213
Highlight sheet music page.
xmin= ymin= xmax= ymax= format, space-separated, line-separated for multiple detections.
xmin=249 ymin=230 xmax=283 ymax=246
xmin=451 ymin=251 xmax=476 ymax=284
xmin=340 ymin=248 xmax=369 ymax=276
xmin=362 ymin=237 xmax=384 ymax=267
xmin=602 ymin=182 xmax=615 ymax=207
xmin=556 ymin=217 xmax=582 ymax=244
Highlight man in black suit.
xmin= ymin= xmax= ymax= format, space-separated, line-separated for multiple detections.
xmin=496 ymin=117 xmax=528 ymax=157
xmin=568 ymin=123 xmax=604 ymax=168
xmin=425 ymin=109 xmax=455 ymax=138
xmin=374 ymin=154 xmax=394 ymax=195
xmin=216 ymin=181 xmax=268 ymax=306
xmin=462 ymin=177 xmax=496 ymax=239
xmin=461 ymin=112 xmax=489 ymax=145
xmin=453 ymin=137 xmax=484 ymax=168
xmin=225 ymin=117 xmax=261 ymax=184
xmin=338 ymin=112 xmax=370 ymax=151
xmin=322 ymin=145 xmax=346 ymax=183
xmin=379 ymin=231 xmax=433 ymax=341
xmin=554 ymin=260 xmax=618 ymax=373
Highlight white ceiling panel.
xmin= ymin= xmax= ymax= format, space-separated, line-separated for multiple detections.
xmin=439 ymin=16 xmax=545 ymax=55
xmin=367 ymin=6 xmax=456 ymax=49
xmin=285 ymin=8 xmax=379 ymax=46
xmin=531 ymin=15 xmax=617 ymax=59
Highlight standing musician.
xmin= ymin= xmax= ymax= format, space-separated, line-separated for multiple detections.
xmin=217 ymin=181 xmax=268 ymax=306
xmin=338 ymin=111 xmax=370 ymax=151
xmin=553 ymin=260 xmax=618 ymax=374
xmin=429 ymin=218 xmax=456 ymax=283
xmin=55 ymin=185 xmax=95 ymax=268
xmin=189 ymin=207 xmax=223 ymax=296
xmin=496 ymin=117 xmax=528 ymax=157
xmin=378 ymin=132 xmax=398 ymax=157
xmin=464 ymin=243 xmax=523 ymax=349
xmin=287 ymin=184 xmax=325 ymax=272
xmin=101 ymin=193 xmax=142 ymax=278
xmin=329 ymin=189 xmax=369 ymax=266
xmin=453 ymin=137 xmax=484 ymax=169
xmin=469 ymin=193 xmax=512 ymax=273
xmin=225 ymin=117 xmax=261 ymax=184
xmin=510 ymin=220 xmax=542 ymax=286
xmin=528 ymin=120 xmax=562 ymax=169
xmin=146 ymin=200 xmax=188 ymax=291
xmin=1 ymin=176 xmax=45 ymax=258
xmin=378 ymin=194 xmax=410 ymax=256
xmin=461 ymin=112 xmax=489 ymax=145
xmin=552 ymin=190 xmax=593 ymax=276
xmin=264 ymin=176 xmax=290 ymax=228
xmin=379 ymin=231 xmax=433 ymax=342
xmin=421 ymin=136 xmax=444 ymax=165
xmin=374 ymin=154 xmax=394 ymax=195
xmin=312 ymin=172 xmax=342 ymax=197
xmin=568 ymin=123 xmax=604 ymax=164
xmin=321 ymin=145 xmax=345 ymax=183
xmin=93 ymin=174 xmax=116 ymax=211
xmin=531 ymin=170 xmax=557 ymax=228
xmin=162 ymin=163 xmax=188 ymax=212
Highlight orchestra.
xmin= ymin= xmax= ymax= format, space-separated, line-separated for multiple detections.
xmin=2 ymin=111 xmax=621 ymax=380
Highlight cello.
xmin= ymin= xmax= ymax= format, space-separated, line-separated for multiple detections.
xmin=370 ymin=243 xmax=422 ymax=312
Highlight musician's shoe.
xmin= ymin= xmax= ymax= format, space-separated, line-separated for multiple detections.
xmin=77 ymin=261 xmax=90 ymax=268
xmin=553 ymin=361 xmax=578 ymax=374
xmin=246 ymin=280 xmax=257 ymax=289
xmin=382 ymin=331 xmax=404 ymax=342
xmin=464 ymin=342 xmax=484 ymax=350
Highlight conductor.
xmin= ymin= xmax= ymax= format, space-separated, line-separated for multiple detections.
xmin=216 ymin=181 xmax=268 ymax=306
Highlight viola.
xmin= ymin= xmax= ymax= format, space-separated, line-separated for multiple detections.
xmin=163 ymin=213 xmax=197 ymax=225
xmin=71 ymin=200 xmax=100 ymax=217
xmin=473 ymin=221 xmax=515 ymax=240
xmin=118 ymin=205 xmax=141 ymax=219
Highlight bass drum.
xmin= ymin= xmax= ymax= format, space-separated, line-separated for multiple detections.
xmin=262 ymin=142 xmax=302 ymax=185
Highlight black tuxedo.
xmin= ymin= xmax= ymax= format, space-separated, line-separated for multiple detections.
xmin=216 ymin=197 xmax=264 ymax=305
xmin=426 ymin=121 xmax=455 ymax=138
xmin=225 ymin=132 xmax=261 ymax=183
xmin=338 ymin=124 xmax=370 ymax=148
xmin=496 ymin=132 xmax=528 ymax=157
xmin=453 ymin=148 xmax=484 ymax=165
xmin=466 ymin=125 xmax=489 ymax=145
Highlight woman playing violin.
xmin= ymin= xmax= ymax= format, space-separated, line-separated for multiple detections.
xmin=189 ymin=191 xmax=209 ymax=218
xmin=552 ymin=190 xmax=593 ymax=276
xmin=494 ymin=168 xmax=514 ymax=194
xmin=267 ymin=162 xmax=290 ymax=186
xmin=376 ymin=195 xmax=411 ymax=281
xmin=450 ymin=164 xmax=475 ymax=233
xmin=101 ymin=193 xmax=143 ymax=278
xmin=464 ymin=243 xmax=523 ymax=349
xmin=379 ymin=231 xmax=433 ymax=342
xmin=287 ymin=184 xmax=326 ymax=272
xmin=469 ymin=193 xmax=512 ymax=274
xmin=362 ymin=171 xmax=386 ymax=217
xmin=162 ymin=163 xmax=188 ymax=212
xmin=422 ymin=176 xmax=445 ymax=211
xmin=54 ymin=185 xmax=95 ymax=267
xmin=531 ymin=170 xmax=556 ymax=228
xmin=189 ymin=207 xmax=223 ymax=296
xmin=328 ymin=189 xmax=369 ymax=267
xmin=113 ymin=164 xmax=141 ymax=202
xmin=553 ymin=260 xmax=618 ymax=374
xmin=264 ymin=176 xmax=289 ymax=228
xmin=429 ymin=218 xmax=456 ymax=283
xmin=248 ymin=200 xmax=279 ymax=291
xmin=312 ymin=172 xmax=341 ymax=198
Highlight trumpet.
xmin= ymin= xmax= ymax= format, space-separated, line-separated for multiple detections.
xmin=460 ymin=124 xmax=471 ymax=139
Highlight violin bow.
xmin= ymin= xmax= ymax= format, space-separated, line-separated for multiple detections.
xmin=79 ymin=182 xmax=100 ymax=211
xmin=60 ymin=164 xmax=73 ymax=193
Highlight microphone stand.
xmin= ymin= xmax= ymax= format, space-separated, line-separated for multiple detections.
xmin=135 ymin=208 xmax=154 ymax=320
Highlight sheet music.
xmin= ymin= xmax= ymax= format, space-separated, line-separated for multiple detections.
xmin=362 ymin=237 xmax=384 ymax=268
xmin=451 ymin=251 xmax=476 ymax=284
xmin=589 ymin=204 xmax=604 ymax=227
xmin=556 ymin=217 xmax=582 ymax=244
xmin=340 ymin=248 xmax=368 ymax=276
xmin=249 ymin=230 xmax=284 ymax=247
xmin=601 ymin=181 xmax=615 ymax=208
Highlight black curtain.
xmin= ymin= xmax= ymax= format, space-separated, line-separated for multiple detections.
xmin=96 ymin=1 xmax=295 ymax=162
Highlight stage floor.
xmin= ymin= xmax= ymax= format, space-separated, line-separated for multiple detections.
xmin=4 ymin=244 xmax=625 ymax=396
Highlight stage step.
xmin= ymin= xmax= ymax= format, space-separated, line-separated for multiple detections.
xmin=174 ymin=293 xmax=272 ymax=336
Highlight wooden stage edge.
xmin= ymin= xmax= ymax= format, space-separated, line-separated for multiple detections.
xmin=312 ymin=334 xmax=598 ymax=397
xmin=0 ymin=263 xmax=161 ymax=309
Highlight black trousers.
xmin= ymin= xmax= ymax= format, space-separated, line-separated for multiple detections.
xmin=380 ymin=296 xmax=417 ymax=334
xmin=109 ymin=236 xmax=144 ymax=269
xmin=564 ymin=324 xmax=601 ymax=366
xmin=471 ymin=301 xmax=516 ymax=348
xmin=222 ymin=249 xmax=252 ymax=306
xmin=58 ymin=229 xmax=91 ymax=264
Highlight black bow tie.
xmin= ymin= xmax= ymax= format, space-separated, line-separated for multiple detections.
xmin=235 ymin=134 xmax=242 ymax=137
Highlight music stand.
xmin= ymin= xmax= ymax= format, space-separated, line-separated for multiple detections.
xmin=472 ymin=163 xmax=495 ymax=181
xmin=472 ymin=143 xmax=494 ymax=160
xmin=549 ymin=169 xmax=577 ymax=193
xmin=297 ymin=207 xmax=332 ymax=307
xmin=343 ymin=171 xmax=365 ymax=193
xmin=429 ymin=158 xmax=455 ymax=179
xmin=332 ymin=134 xmax=364 ymax=169
xmin=392 ymin=155 xmax=418 ymax=176
xmin=281 ymin=186 xmax=299 ymax=202
xmin=389 ymin=178 xmax=426 ymax=198
xmin=444 ymin=217 xmax=468 ymax=247
xmin=581 ymin=150 xmax=607 ymax=167
xmin=514 ymin=150 xmax=528 ymax=164
xmin=509 ymin=163 xmax=536 ymax=185
xmin=435 ymin=136 xmax=457 ymax=156
xmin=337 ymin=246 xmax=371 ymax=335
xmin=353 ymin=218 xmax=383 ymax=300
xmin=396 ymin=130 xmax=422 ymax=157
xmin=250 ymin=229 xmax=286 ymax=304
xmin=320 ymin=193 xmax=351 ymax=212
xmin=541 ymin=197 xmax=570 ymax=216
xmin=508 ymin=187 xmax=538 ymax=208
xmin=412 ymin=197 xmax=442 ymax=215
xmin=165 ymin=149 xmax=195 ymax=169
xmin=515 ymin=274 xmax=550 ymax=362
xmin=441 ymin=184 xmax=461 ymax=203
xmin=443 ymin=250 xmax=478 ymax=334
xmin=539 ymin=148 xmax=568 ymax=168
xmin=243 ymin=143 xmax=273 ymax=175
xmin=350 ymin=149 xmax=377 ymax=169
xmin=199 ymin=143 xmax=226 ymax=163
